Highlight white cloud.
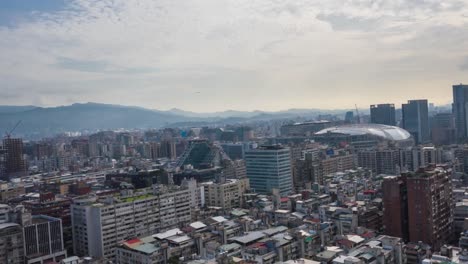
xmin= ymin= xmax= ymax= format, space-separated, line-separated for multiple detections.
xmin=0 ymin=0 xmax=467 ymax=111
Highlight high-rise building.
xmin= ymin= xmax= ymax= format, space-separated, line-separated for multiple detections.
xmin=71 ymin=139 xmax=89 ymax=157
xmin=402 ymin=100 xmax=430 ymax=144
xmin=383 ymin=166 xmax=454 ymax=250
xmin=453 ymin=84 xmax=468 ymax=140
xmin=345 ymin=111 xmax=354 ymax=123
xmin=23 ymin=215 xmax=67 ymax=264
xmin=358 ymin=149 xmax=400 ymax=175
xmin=71 ymin=184 xmax=198 ymax=259
xmin=431 ymin=113 xmax=456 ymax=145
xmin=0 ymin=223 xmax=24 ymax=264
xmin=370 ymin=104 xmax=396 ymax=126
xmin=245 ymin=145 xmax=293 ymax=195
xmin=160 ymin=139 xmax=177 ymax=160
xmin=382 ymin=175 xmax=409 ymax=241
xmin=2 ymin=138 xmax=27 ymax=178
xmin=405 ymin=166 xmax=453 ymax=250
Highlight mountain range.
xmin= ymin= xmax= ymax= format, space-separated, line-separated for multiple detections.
xmin=0 ymin=102 xmax=355 ymax=139
xmin=0 ymin=102 xmax=451 ymax=139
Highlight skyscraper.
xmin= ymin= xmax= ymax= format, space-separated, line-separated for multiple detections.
xmin=402 ymin=100 xmax=430 ymax=144
xmin=383 ymin=166 xmax=453 ymax=250
xmin=2 ymin=138 xmax=27 ymax=179
xmin=345 ymin=111 xmax=354 ymax=123
xmin=370 ymin=104 xmax=396 ymax=126
xmin=382 ymin=175 xmax=408 ymax=241
xmin=245 ymin=145 xmax=293 ymax=195
xmin=405 ymin=166 xmax=453 ymax=250
xmin=431 ymin=113 xmax=456 ymax=145
xmin=453 ymin=84 xmax=468 ymax=140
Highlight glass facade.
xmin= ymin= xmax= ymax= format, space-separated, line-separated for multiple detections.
xmin=245 ymin=146 xmax=293 ymax=196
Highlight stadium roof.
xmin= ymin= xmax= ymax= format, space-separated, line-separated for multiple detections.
xmin=315 ymin=124 xmax=411 ymax=141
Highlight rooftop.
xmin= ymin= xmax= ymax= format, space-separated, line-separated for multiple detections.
xmin=133 ymin=243 xmax=159 ymax=254
xmin=190 ymin=221 xmax=207 ymax=230
xmin=153 ymin=228 xmax=183 ymax=240
xmin=230 ymin=231 xmax=266 ymax=245
xmin=120 ymin=193 xmax=154 ymax=203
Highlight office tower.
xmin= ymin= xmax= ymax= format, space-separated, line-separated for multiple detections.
xmin=453 ymin=84 xmax=468 ymax=140
xmin=245 ymin=145 xmax=293 ymax=195
xmin=2 ymin=137 xmax=27 ymax=178
xmin=345 ymin=111 xmax=354 ymax=123
xmin=382 ymin=176 xmax=409 ymax=241
xmin=431 ymin=113 xmax=456 ymax=145
xmin=370 ymin=104 xmax=396 ymax=126
xmin=23 ymin=215 xmax=67 ymax=263
xmin=71 ymin=184 xmax=197 ymax=259
xmin=402 ymin=100 xmax=430 ymax=144
xmin=0 ymin=223 xmax=24 ymax=264
xmin=405 ymin=166 xmax=453 ymax=250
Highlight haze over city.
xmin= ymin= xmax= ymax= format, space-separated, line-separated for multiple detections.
xmin=5 ymin=1 xmax=468 ymax=264
xmin=1 ymin=0 xmax=468 ymax=111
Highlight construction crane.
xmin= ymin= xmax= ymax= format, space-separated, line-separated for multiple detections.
xmin=4 ymin=120 xmax=22 ymax=139
xmin=355 ymin=104 xmax=361 ymax=124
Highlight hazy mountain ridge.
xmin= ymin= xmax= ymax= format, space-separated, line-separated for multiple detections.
xmin=0 ymin=105 xmax=38 ymax=113
xmin=0 ymin=103 xmax=194 ymax=138
xmin=0 ymin=102 xmax=452 ymax=139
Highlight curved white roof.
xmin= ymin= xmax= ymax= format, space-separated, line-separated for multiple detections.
xmin=315 ymin=124 xmax=411 ymax=141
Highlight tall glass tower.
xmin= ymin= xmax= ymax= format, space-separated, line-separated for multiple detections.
xmin=453 ymin=84 xmax=468 ymax=140
xmin=370 ymin=104 xmax=396 ymax=126
xmin=402 ymin=100 xmax=429 ymax=144
xmin=245 ymin=145 xmax=293 ymax=196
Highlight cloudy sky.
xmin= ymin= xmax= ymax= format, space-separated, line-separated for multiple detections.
xmin=1 ymin=0 xmax=467 ymax=111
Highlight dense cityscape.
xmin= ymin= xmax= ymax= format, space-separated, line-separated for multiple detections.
xmin=0 ymin=84 xmax=467 ymax=263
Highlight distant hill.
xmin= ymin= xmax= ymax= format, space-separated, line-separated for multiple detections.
xmin=0 ymin=102 xmax=366 ymax=139
xmin=0 ymin=105 xmax=38 ymax=113
xmin=166 ymin=107 xmax=353 ymax=119
xmin=0 ymin=103 xmax=192 ymax=138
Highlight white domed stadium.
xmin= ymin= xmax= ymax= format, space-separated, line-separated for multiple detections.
xmin=314 ymin=124 xmax=414 ymax=148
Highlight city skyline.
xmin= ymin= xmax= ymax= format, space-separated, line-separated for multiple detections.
xmin=1 ymin=0 xmax=467 ymax=111
xmin=3 ymin=1 xmax=468 ymax=262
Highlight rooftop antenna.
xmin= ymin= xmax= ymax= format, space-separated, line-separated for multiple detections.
xmin=354 ymin=104 xmax=361 ymax=124
xmin=5 ymin=120 xmax=22 ymax=139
